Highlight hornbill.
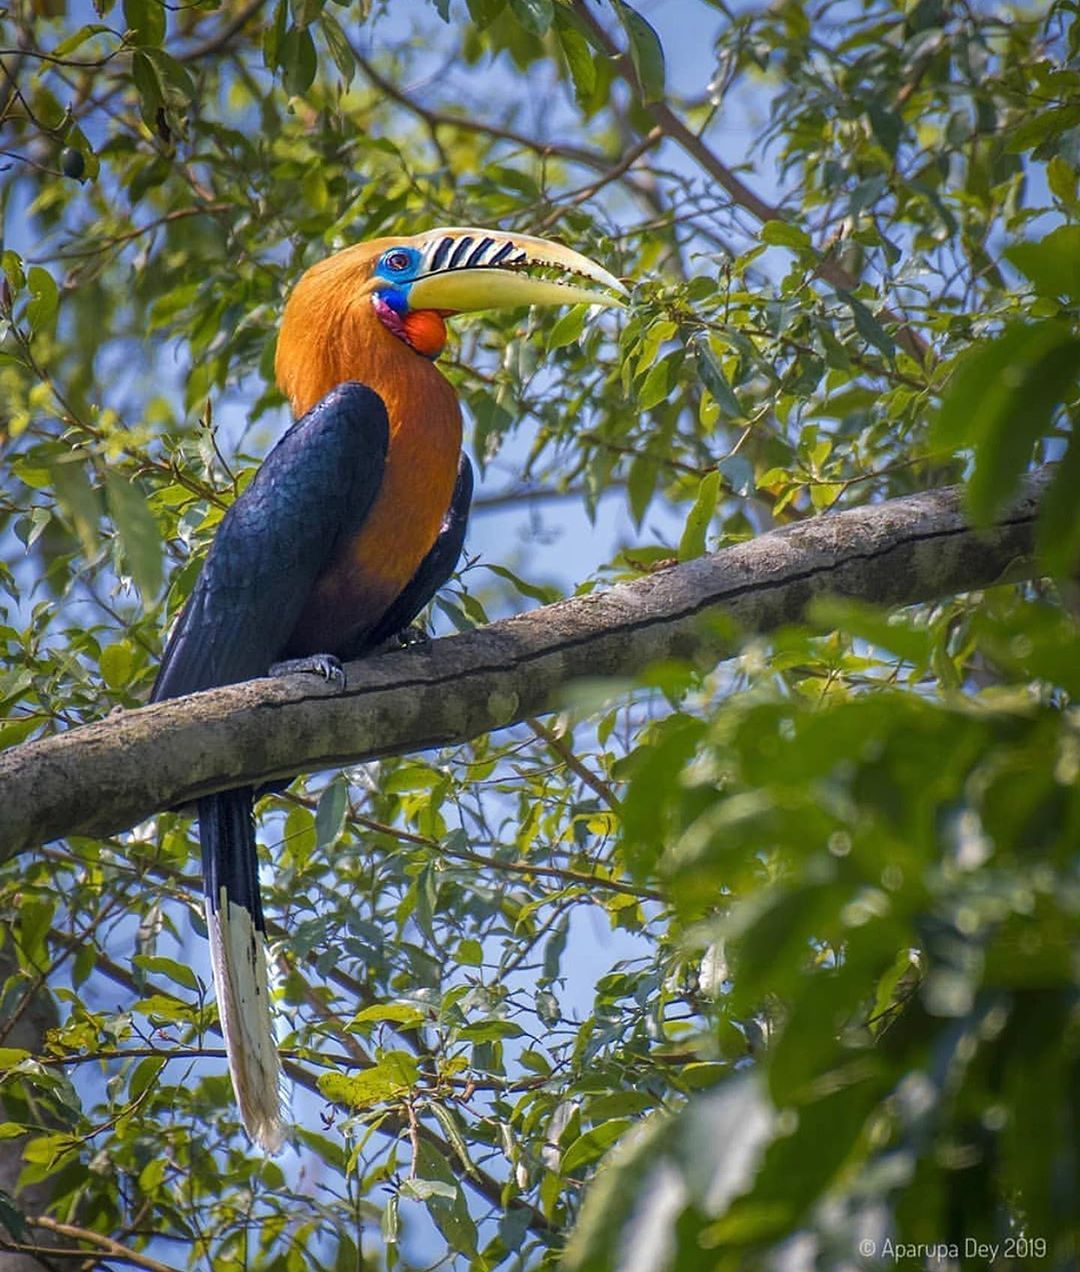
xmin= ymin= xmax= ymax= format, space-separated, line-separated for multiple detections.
xmin=151 ymin=227 xmax=625 ymax=1150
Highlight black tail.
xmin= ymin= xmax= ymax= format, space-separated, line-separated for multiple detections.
xmin=200 ymin=788 xmax=284 ymax=1151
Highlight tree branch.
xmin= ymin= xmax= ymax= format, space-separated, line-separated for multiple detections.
xmin=0 ymin=471 xmax=1050 ymax=858
xmin=3 ymin=1216 xmax=178 ymax=1271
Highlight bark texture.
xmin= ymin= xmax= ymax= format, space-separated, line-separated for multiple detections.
xmin=0 ymin=470 xmax=1049 ymax=858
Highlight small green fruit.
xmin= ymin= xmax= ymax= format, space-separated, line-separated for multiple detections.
xmin=60 ymin=147 xmax=86 ymax=180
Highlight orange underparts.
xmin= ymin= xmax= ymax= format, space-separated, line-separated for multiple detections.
xmin=403 ymin=309 xmax=450 ymax=359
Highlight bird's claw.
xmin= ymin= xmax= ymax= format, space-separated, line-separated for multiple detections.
xmin=395 ymin=624 xmax=430 ymax=649
xmin=269 ymin=653 xmax=346 ymax=690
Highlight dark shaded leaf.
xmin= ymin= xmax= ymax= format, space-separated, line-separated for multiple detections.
xmin=281 ymin=25 xmax=317 ymax=95
xmin=932 ymin=319 xmax=1080 ymax=522
xmin=105 ymin=471 xmax=163 ymax=598
xmin=694 ymin=337 xmax=742 ymax=417
xmin=614 ymin=1 xmax=665 ymax=103
xmin=320 ymin=11 xmax=354 ymax=86
xmin=509 ymin=0 xmax=552 ymax=36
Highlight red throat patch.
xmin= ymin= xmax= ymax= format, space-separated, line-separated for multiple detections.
xmin=403 ymin=309 xmax=448 ymax=359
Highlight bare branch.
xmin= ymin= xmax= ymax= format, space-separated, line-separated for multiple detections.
xmin=3 ymin=1216 xmax=179 ymax=1271
xmin=0 ymin=471 xmax=1050 ymax=858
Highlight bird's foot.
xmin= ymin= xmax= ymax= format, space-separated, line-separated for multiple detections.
xmin=394 ymin=624 xmax=430 ymax=650
xmin=269 ymin=653 xmax=346 ymax=690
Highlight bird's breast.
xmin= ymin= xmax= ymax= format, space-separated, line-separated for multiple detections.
xmin=285 ymin=371 xmax=463 ymax=657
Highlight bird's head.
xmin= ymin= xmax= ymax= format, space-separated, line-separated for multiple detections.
xmin=360 ymin=227 xmax=626 ymax=358
xmin=276 ymin=226 xmax=626 ymax=414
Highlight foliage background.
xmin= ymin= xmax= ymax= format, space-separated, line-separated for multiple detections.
xmin=1 ymin=0 xmax=1078 ymax=1267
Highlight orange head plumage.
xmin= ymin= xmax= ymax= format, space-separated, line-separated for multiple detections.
xmin=274 ymin=227 xmax=627 ymax=419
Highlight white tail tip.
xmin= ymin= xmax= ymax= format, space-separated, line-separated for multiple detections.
xmin=207 ymin=891 xmax=286 ymax=1152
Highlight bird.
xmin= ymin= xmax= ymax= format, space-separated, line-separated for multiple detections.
xmin=150 ymin=227 xmax=626 ymax=1151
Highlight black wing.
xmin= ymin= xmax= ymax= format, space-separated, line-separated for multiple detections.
xmin=153 ymin=382 xmax=389 ymax=701
xmin=358 ymin=452 xmax=474 ymax=654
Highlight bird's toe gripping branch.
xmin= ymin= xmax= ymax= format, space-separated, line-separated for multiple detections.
xmin=269 ymin=653 xmax=347 ymax=690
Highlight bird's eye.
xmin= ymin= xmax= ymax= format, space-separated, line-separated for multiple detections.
xmin=385 ymin=250 xmax=412 ymax=272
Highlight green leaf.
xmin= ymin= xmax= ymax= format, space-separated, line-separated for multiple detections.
xmin=25 ymin=266 xmax=59 ymax=337
xmin=508 ymin=0 xmax=552 ymax=36
xmin=808 ymin=596 xmax=932 ymax=667
xmin=759 ymin=220 xmax=812 ymax=251
xmin=128 ymin=1056 xmax=165 ymax=1100
xmin=694 ymin=338 xmax=742 ymax=417
xmin=0 ymin=718 xmax=39 ymax=751
xmin=840 ymin=291 xmax=896 ymax=358
xmin=547 ymin=303 xmax=588 ymax=351
xmin=0 ymin=1189 xmax=26 ymax=1241
xmin=1005 ymin=105 xmax=1080 ymax=154
xmin=135 ymin=994 xmax=192 ymax=1023
xmin=2 ymin=249 xmax=25 ymax=295
xmin=561 ymin=1118 xmax=634 ymax=1174
xmin=400 ymin=1177 xmax=457 ymax=1201
xmin=1046 ymin=155 xmax=1078 ymax=209
xmin=866 ymin=100 xmax=902 ymax=155
xmin=413 ymin=1140 xmax=478 ymax=1256
xmin=466 ymin=0 xmax=504 ymax=28
xmin=123 ymin=0 xmax=165 ymax=46
xmin=319 ymin=11 xmax=355 ymax=86
xmin=564 ymin=1076 xmax=775 ymax=1270
xmin=289 ymin=0 xmax=323 ymax=29
xmin=718 ymin=454 xmax=754 ymax=497
xmin=613 ymin=1 xmax=665 ymax=103
xmin=317 ymin=1051 xmax=418 ymax=1108
xmin=932 ymin=319 xmax=1080 ymax=522
xmin=100 ymin=640 xmax=134 ymax=689
xmin=428 ymin=1101 xmax=479 ymax=1178
xmin=315 ymin=778 xmax=348 ymax=850
xmin=131 ymin=48 xmax=163 ymax=121
xmin=263 ymin=0 xmax=287 ymax=69
xmin=627 ymin=453 xmax=657 ymax=527
xmin=677 ymin=468 xmax=720 ymax=562
xmin=281 ymin=25 xmax=317 ymax=96
xmin=49 ymin=457 xmax=102 ymax=557
xmin=52 ymin=23 xmax=112 ymax=56
xmin=105 ymin=472 xmax=163 ymax=598
xmin=713 ymin=1070 xmax=882 ymax=1242
xmin=351 ymin=1002 xmax=427 ymax=1028
xmin=457 ymin=1019 xmax=524 ymax=1042
xmin=18 ymin=898 xmax=54 ymax=966
xmin=1037 ymin=429 xmax=1080 ymax=575
xmin=556 ymin=17 xmax=596 ymax=108
xmin=132 ymin=954 xmax=199 ymax=992
xmin=483 ymin=562 xmax=560 ymax=604
xmin=1005 ymin=226 xmax=1080 ymax=303
xmin=145 ymin=47 xmax=194 ymax=102
xmin=637 ymin=357 xmax=671 ymax=411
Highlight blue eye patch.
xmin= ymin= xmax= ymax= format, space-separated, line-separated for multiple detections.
xmin=374 ymin=246 xmax=422 ymax=285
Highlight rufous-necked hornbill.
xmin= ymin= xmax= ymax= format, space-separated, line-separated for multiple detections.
xmin=151 ymin=227 xmax=625 ymax=1151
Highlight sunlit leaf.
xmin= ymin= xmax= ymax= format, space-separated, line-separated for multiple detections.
xmin=677 ymin=468 xmax=719 ymax=562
